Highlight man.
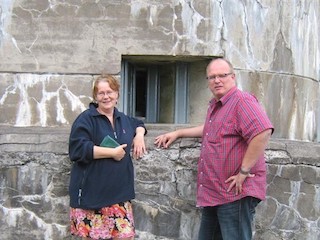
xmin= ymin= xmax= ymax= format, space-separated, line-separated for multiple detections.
xmin=154 ymin=58 xmax=273 ymax=240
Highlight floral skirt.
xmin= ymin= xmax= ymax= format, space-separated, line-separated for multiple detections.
xmin=70 ymin=201 xmax=135 ymax=239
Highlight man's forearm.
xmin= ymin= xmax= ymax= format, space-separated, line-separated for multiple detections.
xmin=241 ymin=129 xmax=272 ymax=172
xmin=176 ymin=125 xmax=204 ymax=138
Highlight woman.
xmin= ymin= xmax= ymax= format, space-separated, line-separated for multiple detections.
xmin=68 ymin=74 xmax=147 ymax=240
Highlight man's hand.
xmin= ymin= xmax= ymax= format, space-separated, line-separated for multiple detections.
xmin=225 ymin=172 xmax=255 ymax=195
xmin=154 ymin=131 xmax=178 ymax=148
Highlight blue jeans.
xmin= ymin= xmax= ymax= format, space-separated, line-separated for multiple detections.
xmin=198 ymin=197 xmax=260 ymax=240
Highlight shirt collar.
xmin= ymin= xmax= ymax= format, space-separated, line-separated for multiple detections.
xmin=211 ymin=86 xmax=238 ymax=106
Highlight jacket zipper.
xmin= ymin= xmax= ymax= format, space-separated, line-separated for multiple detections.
xmin=114 ymin=131 xmax=117 ymax=140
xmin=78 ymin=169 xmax=87 ymax=206
xmin=78 ymin=188 xmax=82 ymax=205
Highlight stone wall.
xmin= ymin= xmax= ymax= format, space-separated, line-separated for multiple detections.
xmin=0 ymin=126 xmax=319 ymax=240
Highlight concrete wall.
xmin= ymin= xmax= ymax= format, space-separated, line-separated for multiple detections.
xmin=0 ymin=126 xmax=319 ymax=240
xmin=0 ymin=1 xmax=319 ymax=239
xmin=0 ymin=0 xmax=319 ymax=141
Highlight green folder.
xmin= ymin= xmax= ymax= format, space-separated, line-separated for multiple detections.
xmin=100 ymin=135 xmax=120 ymax=148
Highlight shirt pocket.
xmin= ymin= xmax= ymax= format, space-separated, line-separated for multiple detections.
xmin=220 ymin=120 xmax=238 ymax=139
xmin=206 ymin=120 xmax=237 ymax=143
xmin=206 ymin=121 xmax=223 ymax=143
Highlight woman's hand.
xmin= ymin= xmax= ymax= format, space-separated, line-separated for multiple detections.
xmin=132 ymin=134 xmax=147 ymax=159
xmin=112 ymin=144 xmax=127 ymax=161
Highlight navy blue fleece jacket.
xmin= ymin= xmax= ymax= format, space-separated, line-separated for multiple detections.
xmin=68 ymin=103 xmax=146 ymax=209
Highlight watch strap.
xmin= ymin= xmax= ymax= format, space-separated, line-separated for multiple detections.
xmin=240 ymin=168 xmax=250 ymax=175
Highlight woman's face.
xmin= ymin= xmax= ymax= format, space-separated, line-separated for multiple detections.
xmin=95 ymin=81 xmax=119 ymax=111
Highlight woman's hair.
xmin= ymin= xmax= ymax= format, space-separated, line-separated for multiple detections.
xmin=92 ymin=74 xmax=120 ymax=101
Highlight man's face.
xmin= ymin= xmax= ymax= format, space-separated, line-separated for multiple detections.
xmin=206 ymin=60 xmax=236 ymax=100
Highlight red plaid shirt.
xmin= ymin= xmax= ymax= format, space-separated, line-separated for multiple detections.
xmin=197 ymin=87 xmax=273 ymax=207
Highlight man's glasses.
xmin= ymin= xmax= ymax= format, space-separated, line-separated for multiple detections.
xmin=97 ymin=91 xmax=116 ymax=98
xmin=206 ymin=72 xmax=233 ymax=81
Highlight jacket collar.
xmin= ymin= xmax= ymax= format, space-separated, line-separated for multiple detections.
xmin=89 ymin=102 xmax=120 ymax=119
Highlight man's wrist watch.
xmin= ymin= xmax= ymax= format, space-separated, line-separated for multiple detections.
xmin=240 ymin=167 xmax=250 ymax=175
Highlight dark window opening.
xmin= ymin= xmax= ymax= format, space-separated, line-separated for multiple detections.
xmin=120 ymin=55 xmax=212 ymax=124
xmin=135 ymin=69 xmax=147 ymax=119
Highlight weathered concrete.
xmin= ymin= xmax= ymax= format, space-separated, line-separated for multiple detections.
xmin=0 ymin=1 xmax=319 ymax=238
xmin=0 ymin=0 xmax=319 ymax=141
xmin=0 ymin=126 xmax=319 ymax=240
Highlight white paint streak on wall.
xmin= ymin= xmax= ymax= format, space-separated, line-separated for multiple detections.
xmin=0 ymin=73 xmax=87 ymax=126
xmin=0 ymin=0 xmax=14 ymax=47
xmin=290 ymin=0 xmax=320 ymax=79
xmin=179 ymin=0 xmax=204 ymax=47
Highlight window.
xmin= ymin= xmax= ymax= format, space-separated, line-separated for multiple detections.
xmin=120 ymin=55 xmax=212 ymax=124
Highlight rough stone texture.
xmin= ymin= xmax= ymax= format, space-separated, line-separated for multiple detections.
xmin=0 ymin=0 xmax=319 ymax=141
xmin=0 ymin=126 xmax=319 ymax=240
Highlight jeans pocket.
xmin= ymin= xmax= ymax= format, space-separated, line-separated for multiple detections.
xmin=249 ymin=197 xmax=261 ymax=215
